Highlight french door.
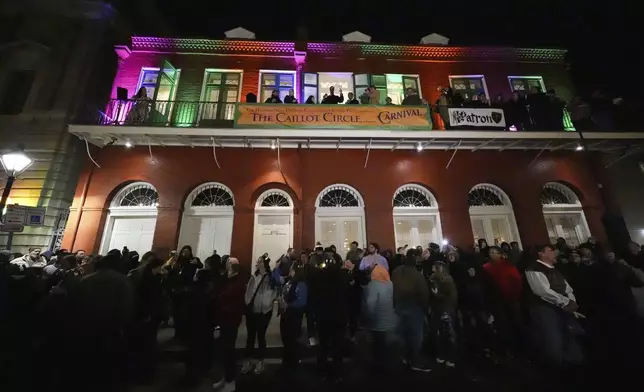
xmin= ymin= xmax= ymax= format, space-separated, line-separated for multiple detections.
xmin=470 ymin=215 xmax=514 ymax=246
xmin=394 ymin=216 xmax=438 ymax=248
xmin=543 ymin=213 xmax=587 ymax=247
xmin=316 ymin=217 xmax=364 ymax=256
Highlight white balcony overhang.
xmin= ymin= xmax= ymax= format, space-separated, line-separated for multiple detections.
xmin=68 ymin=124 xmax=644 ymax=152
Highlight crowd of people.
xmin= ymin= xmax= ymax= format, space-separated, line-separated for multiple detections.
xmin=2 ymin=236 xmax=644 ymax=391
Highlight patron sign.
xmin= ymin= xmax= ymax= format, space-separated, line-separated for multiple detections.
xmin=235 ymin=104 xmax=432 ymax=129
xmin=448 ymin=108 xmax=506 ymax=128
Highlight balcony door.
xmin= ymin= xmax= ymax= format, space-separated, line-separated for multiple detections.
xmin=353 ymin=73 xmax=386 ymax=104
xmin=200 ymin=71 xmax=241 ymax=121
xmin=151 ymin=59 xmax=179 ymax=122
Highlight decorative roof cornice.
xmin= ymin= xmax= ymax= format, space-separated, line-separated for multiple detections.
xmin=131 ymin=37 xmax=295 ymax=55
xmin=130 ymin=37 xmax=567 ymax=63
xmin=307 ymin=43 xmax=567 ymax=63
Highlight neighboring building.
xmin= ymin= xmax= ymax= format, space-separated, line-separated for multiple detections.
xmin=0 ymin=0 xmax=117 ymax=252
xmin=63 ymin=33 xmax=644 ymax=264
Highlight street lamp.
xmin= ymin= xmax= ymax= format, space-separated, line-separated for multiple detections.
xmin=0 ymin=148 xmax=33 ymax=223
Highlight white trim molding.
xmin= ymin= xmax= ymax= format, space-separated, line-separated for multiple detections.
xmin=392 ymin=184 xmax=444 ymax=247
xmin=253 ymin=189 xmax=295 ymax=263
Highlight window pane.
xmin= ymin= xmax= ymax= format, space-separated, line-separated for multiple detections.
xmin=225 ymin=73 xmax=240 ymax=85
xmin=278 ymin=88 xmax=290 ymax=101
xmin=142 ymin=71 xmax=158 ymax=85
xmin=319 ymin=220 xmax=338 ymax=248
xmin=354 ymin=74 xmax=369 ymax=86
xmin=155 ymin=84 xmax=172 ymax=101
xmin=224 ymin=88 xmax=238 ymax=102
xmin=304 ymin=73 xmax=317 ymax=85
xmin=261 ymin=88 xmax=273 ymax=102
xmin=206 ymin=88 xmax=220 ymax=102
xmin=372 ymin=75 xmax=386 ymax=88
xmin=262 ymin=73 xmax=276 ymax=86
xmin=543 ymin=215 xmax=558 ymax=244
xmin=490 ymin=218 xmax=511 ymax=245
xmin=341 ymin=220 xmax=359 ymax=255
xmin=558 ymin=214 xmax=582 ymax=246
xmin=403 ymin=77 xmax=418 ymax=91
xmin=207 ymin=72 xmax=222 ymax=85
xmin=279 ymin=74 xmax=293 ymax=87
xmin=471 ymin=219 xmax=486 ymax=244
xmin=417 ymin=218 xmax=435 ymax=246
xmin=395 ymin=219 xmax=413 ymax=249
xmin=304 ymin=86 xmax=318 ymax=103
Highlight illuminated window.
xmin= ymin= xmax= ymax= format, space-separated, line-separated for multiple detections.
xmin=540 ymin=182 xmax=590 ymax=246
xmin=315 ymin=184 xmax=366 ymax=255
xmin=258 ymin=71 xmax=296 ymax=102
xmin=449 ymin=75 xmax=489 ymax=101
xmin=507 ymin=76 xmax=576 ymax=131
xmin=200 ymin=70 xmax=241 ymax=120
xmin=468 ymin=184 xmax=521 ymax=246
xmin=392 ymin=184 xmax=443 ymax=248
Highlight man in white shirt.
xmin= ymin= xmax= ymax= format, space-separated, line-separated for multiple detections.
xmin=525 ymin=244 xmax=583 ymax=368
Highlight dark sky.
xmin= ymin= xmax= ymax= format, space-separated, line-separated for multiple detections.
xmin=110 ymin=0 xmax=636 ymax=97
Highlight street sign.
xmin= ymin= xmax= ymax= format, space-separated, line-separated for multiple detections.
xmin=5 ymin=205 xmax=27 ymax=225
xmin=25 ymin=207 xmax=46 ymax=226
xmin=0 ymin=223 xmax=24 ymax=233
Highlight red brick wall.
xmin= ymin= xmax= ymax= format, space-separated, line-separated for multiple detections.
xmin=62 ymin=147 xmax=606 ymax=265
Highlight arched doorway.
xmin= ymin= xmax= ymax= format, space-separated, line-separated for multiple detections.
xmin=468 ymin=183 xmax=521 ymax=246
xmin=541 ymin=182 xmax=590 ymax=246
xmin=178 ymin=182 xmax=234 ymax=261
xmin=100 ymin=182 xmax=158 ymax=254
xmin=315 ymin=184 xmax=366 ymax=256
xmin=252 ymin=189 xmax=294 ymax=267
xmin=392 ymin=184 xmax=443 ymax=247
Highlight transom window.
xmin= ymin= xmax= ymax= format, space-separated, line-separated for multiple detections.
xmin=190 ymin=183 xmax=234 ymax=207
xmin=259 ymin=71 xmax=296 ymax=102
xmin=393 ymin=185 xmax=433 ymax=207
xmin=507 ymin=76 xmax=545 ymax=98
xmin=449 ymin=75 xmax=489 ymax=101
xmin=468 ymin=186 xmax=505 ymax=207
xmin=138 ymin=68 xmax=159 ymax=99
xmin=318 ymin=186 xmax=361 ymax=208
xmin=260 ymin=192 xmax=291 ymax=207
xmin=113 ymin=183 xmax=159 ymax=207
xmin=541 ymin=184 xmax=575 ymax=205
xmin=200 ymin=70 xmax=241 ymax=120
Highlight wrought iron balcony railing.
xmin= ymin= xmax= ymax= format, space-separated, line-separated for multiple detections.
xmin=83 ymin=99 xmax=237 ymax=127
xmin=77 ymin=99 xmax=583 ymax=132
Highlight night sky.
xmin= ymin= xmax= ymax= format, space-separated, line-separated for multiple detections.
xmin=109 ymin=0 xmax=635 ymax=98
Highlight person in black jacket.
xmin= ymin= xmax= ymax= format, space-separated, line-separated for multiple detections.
xmin=321 ymin=86 xmax=343 ymax=104
xmin=265 ymin=89 xmax=282 ymax=103
xmin=402 ymin=88 xmax=422 ymax=106
xmin=308 ymin=251 xmax=351 ymax=382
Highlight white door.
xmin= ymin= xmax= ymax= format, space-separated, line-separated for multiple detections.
xmin=253 ymin=215 xmax=291 ymax=268
xmin=317 ymin=217 xmax=364 ymax=256
xmin=179 ymin=216 xmax=233 ymax=262
xmin=470 ymin=215 xmax=514 ymax=246
xmin=108 ymin=217 xmax=156 ymax=253
xmin=394 ymin=216 xmax=438 ymax=248
xmin=543 ymin=214 xmax=586 ymax=246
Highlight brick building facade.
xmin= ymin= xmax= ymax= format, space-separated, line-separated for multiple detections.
xmin=64 ymin=33 xmax=642 ymax=265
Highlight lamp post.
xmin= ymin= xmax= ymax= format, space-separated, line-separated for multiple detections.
xmin=1 ymin=148 xmax=33 ymax=249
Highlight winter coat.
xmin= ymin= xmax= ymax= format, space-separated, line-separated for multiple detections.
xmin=362 ymin=279 xmax=397 ymax=332
xmin=245 ymin=272 xmax=278 ymax=314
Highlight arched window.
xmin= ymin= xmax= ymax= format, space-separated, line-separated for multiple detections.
xmin=259 ymin=190 xmax=292 ymax=207
xmin=392 ymin=184 xmax=443 ymax=248
xmin=178 ymin=182 xmax=235 ymax=262
xmin=111 ymin=182 xmax=159 ymax=207
xmin=468 ymin=184 xmax=521 ymax=246
xmin=541 ymin=182 xmax=590 ymax=246
xmin=315 ymin=184 xmax=366 ymax=255
xmin=101 ymin=182 xmax=158 ymax=254
xmin=188 ymin=183 xmax=234 ymax=207
xmin=253 ymin=189 xmax=295 ymax=266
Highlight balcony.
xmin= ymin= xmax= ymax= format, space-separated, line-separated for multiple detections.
xmin=70 ymin=99 xmax=644 ymax=152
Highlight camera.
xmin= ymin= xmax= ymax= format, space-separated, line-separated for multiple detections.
xmin=262 ymin=253 xmax=271 ymax=264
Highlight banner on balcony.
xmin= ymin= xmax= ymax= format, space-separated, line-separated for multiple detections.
xmin=234 ymin=104 xmax=432 ymax=129
xmin=447 ymin=108 xmax=506 ymax=128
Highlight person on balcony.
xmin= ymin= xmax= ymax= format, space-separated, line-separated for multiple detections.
xmin=367 ymin=85 xmax=380 ymax=104
xmin=402 ymin=88 xmax=422 ymax=105
xmin=283 ymin=89 xmax=298 ymax=104
xmin=322 ymin=85 xmax=343 ymax=104
xmin=125 ymin=87 xmax=152 ymax=124
xmin=345 ymin=92 xmax=359 ymax=104
xmin=265 ymin=89 xmax=282 ymax=103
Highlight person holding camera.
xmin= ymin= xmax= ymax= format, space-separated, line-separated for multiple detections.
xmin=241 ymin=254 xmax=279 ymax=375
